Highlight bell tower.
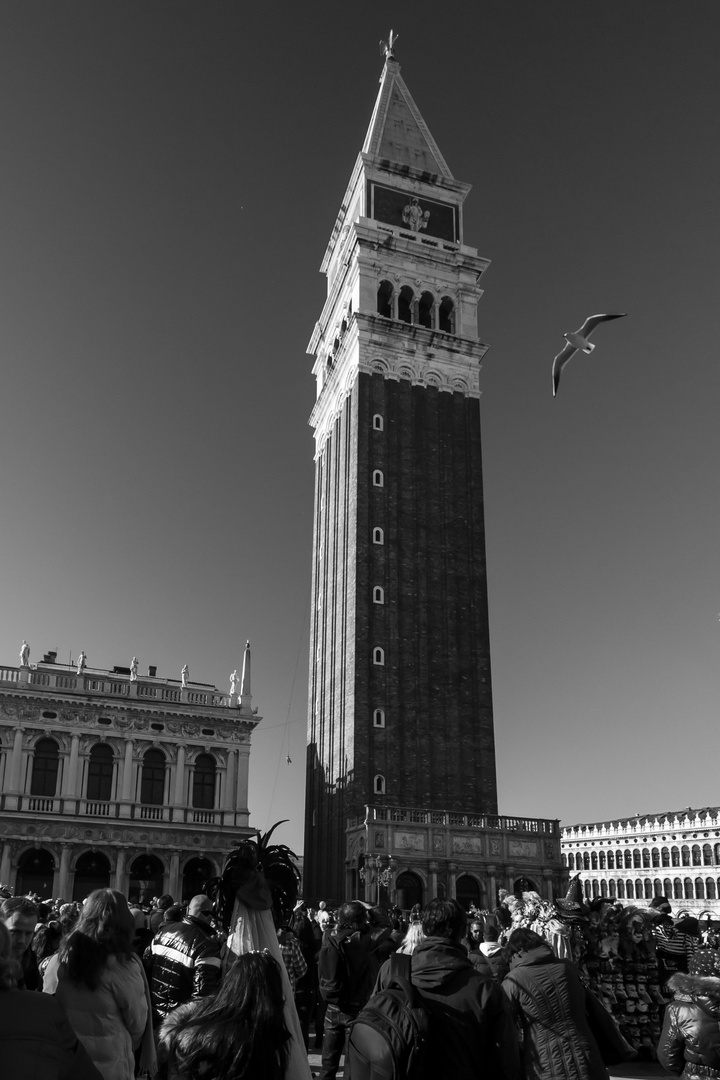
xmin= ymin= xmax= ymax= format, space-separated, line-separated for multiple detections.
xmin=304 ymin=43 xmax=497 ymax=900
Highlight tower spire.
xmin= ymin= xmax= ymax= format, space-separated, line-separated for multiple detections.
xmin=240 ymin=639 xmax=252 ymax=711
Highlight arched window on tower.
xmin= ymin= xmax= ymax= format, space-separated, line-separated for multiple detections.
xmin=372 ymin=527 xmax=384 ymax=545
xmin=373 ymin=414 xmax=384 ymax=431
xmin=418 ymin=291 xmax=434 ymax=329
xmin=373 ymin=709 xmax=385 ymax=728
xmin=377 ymin=280 xmax=393 ymax=318
xmin=374 ymin=774 xmax=386 ymax=795
xmin=373 ymin=647 xmax=385 ymax=666
xmin=398 ymin=286 xmax=414 ymax=324
xmin=439 ymin=296 xmax=455 ymax=333
xmin=373 ymin=586 xmax=384 ymax=605
xmin=373 ymin=470 xmax=384 ymax=487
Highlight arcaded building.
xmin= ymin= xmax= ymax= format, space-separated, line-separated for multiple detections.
xmin=303 ymin=43 xmax=564 ymax=906
xmin=0 ymin=644 xmax=259 ymax=902
xmin=562 ymin=806 xmax=720 ymax=916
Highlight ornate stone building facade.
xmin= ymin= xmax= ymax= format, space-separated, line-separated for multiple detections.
xmin=0 ymin=645 xmax=259 ymax=902
xmin=562 ymin=807 xmax=720 ymax=917
xmin=347 ymin=804 xmax=563 ymax=913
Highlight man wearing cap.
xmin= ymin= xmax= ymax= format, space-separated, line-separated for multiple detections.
xmin=144 ymin=894 xmax=221 ymax=1025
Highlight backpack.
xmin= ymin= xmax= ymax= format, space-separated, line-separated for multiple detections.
xmin=347 ymin=954 xmax=431 ymax=1080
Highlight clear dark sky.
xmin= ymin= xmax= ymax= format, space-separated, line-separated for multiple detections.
xmin=2 ymin=2 xmax=719 ymax=855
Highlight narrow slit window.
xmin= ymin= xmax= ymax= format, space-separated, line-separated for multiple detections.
xmin=373 ymin=586 xmax=384 ymax=604
xmin=372 ymin=527 xmax=384 ymax=545
xmin=372 ymin=470 xmax=384 ymax=487
xmin=373 ymin=709 xmax=385 ymax=728
xmin=373 ymin=647 xmax=384 ymax=666
xmin=373 ymin=414 xmax=384 ymax=431
xmin=374 ymin=774 xmax=386 ymax=795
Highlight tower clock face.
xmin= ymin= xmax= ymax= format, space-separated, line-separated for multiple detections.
xmin=367 ymin=182 xmax=458 ymax=243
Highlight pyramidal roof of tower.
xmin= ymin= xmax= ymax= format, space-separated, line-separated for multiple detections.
xmin=362 ymin=57 xmax=453 ymax=179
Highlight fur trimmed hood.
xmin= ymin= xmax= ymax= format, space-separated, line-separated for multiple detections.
xmin=158 ymin=1001 xmax=203 ymax=1050
xmin=668 ymin=971 xmax=720 ymax=1015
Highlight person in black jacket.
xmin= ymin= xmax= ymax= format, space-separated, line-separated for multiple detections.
xmin=376 ymin=898 xmax=520 ymax=1080
xmin=144 ymin=894 xmax=221 ymax=1025
xmin=658 ymin=949 xmax=720 ymax=1079
xmin=317 ymin=900 xmax=391 ymax=1080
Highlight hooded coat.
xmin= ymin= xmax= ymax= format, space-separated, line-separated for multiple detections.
xmin=657 ymin=971 xmax=720 ymax=1079
xmin=318 ymin=923 xmax=390 ymax=1016
xmin=502 ymin=943 xmax=608 ymax=1080
xmin=375 ymin=936 xmax=520 ymax=1080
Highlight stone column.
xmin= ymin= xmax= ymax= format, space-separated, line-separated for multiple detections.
xmin=62 ymin=734 xmax=81 ymax=811
xmin=114 ymin=848 xmax=128 ymax=893
xmin=57 ymin=844 xmax=73 ymax=899
xmin=0 ymin=842 xmax=12 ymax=884
xmin=5 ymin=727 xmax=25 ymax=809
xmin=486 ymin=865 xmax=498 ymax=908
xmin=448 ymin=862 xmax=457 ymax=900
xmin=119 ymin=739 xmax=134 ymax=816
xmin=428 ymin=861 xmax=439 ymax=901
xmin=173 ymin=746 xmax=186 ymax=808
xmin=506 ymin=866 xmax=515 ymax=892
xmin=543 ymin=868 xmax=554 ymax=902
xmin=223 ymin=750 xmax=236 ymax=815
xmin=169 ymin=850 xmax=181 ymax=899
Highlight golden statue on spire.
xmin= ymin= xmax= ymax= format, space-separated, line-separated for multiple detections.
xmin=379 ymin=29 xmax=398 ymax=61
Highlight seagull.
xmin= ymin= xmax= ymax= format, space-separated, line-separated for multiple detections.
xmin=552 ymin=313 xmax=627 ymax=396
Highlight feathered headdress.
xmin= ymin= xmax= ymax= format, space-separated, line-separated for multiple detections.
xmin=204 ymin=820 xmax=300 ymax=930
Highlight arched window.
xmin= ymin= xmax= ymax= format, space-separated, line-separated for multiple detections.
xmin=599 ymin=851 xmax=606 ymax=869
xmin=663 ymin=878 xmax=673 ymax=899
xmin=671 ymin=846 xmax=681 ymax=867
xmin=591 ymin=851 xmax=598 ymax=870
xmin=609 ymin=879 xmax=617 ymax=898
xmin=373 ymin=647 xmax=385 ymax=666
xmin=418 ymin=291 xmax=434 ymax=329
xmin=707 ymin=878 xmax=717 ymax=900
xmin=373 ymin=470 xmax=384 ymax=487
xmin=373 ymin=586 xmax=384 ymax=604
xmin=696 ymin=877 xmax=705 ymax=899
xmin=682 ymin=846 xmax=691 ymax=867
xmin=644 ymin=880 xmax=653 ymax=899
xmin=377 ymin=280 xmax=393 ymax=318
xmin=616 ymin=849 xmax=623 ymax=869
xmin=372 ymin=527 xmax=384 ymax=545
xmin=607 ymin=850 xmax=615 ymax=870
xmin=583 ymin=881 xmax=591 ymax=900
xmin=617 ymin=880 xmax=625 ymax=899
xmin=16 ymin=848 xmax=54 ymax=897
xmin=703 ymin=844 xmax=713 ymax=865
xmin=626 ymin=880 xmax=634 ymax=899
xmin=692 ymin=845 xmax=702 ymax=866
xmin=438 ymin=296 xmax=455 ymax=333
xmin=633 ymin=850 xmax=641 ymax=868
xmin=600 ymin=879 xmax=608 ymax=897
xmin=373 ymin=414 xmax=384 ymax=431
xmin=642 ymin=848 xmax=651 ymax=868
xmin=583 ymin=852 xmax=590 ymax=870
xmin=373 ymin=709 xmax=385 ymax=728
xmin=673 ymin=877 xmax=683 ymax=899
xmin=192 ymin=754 xmax=216 ymax=810
xmin=684 ymin=877 xmax=693 ymax=899
xmin=654 ymin=879 xmax=663 ymax=896
xmin=141 ymin=748 xmax=165 ymax=806
xmin=374 ymin=774 xmax=386 ymax=795
xmin=652 ymin=847 xmax=660 ymax=868
xmin=87 ymin=743 xmax=113 ymax=802
xmin=567 ymin=853 xmax=575 ymax=871
xmin=662 ymin=847 xmax=671 ymax=867
xmin=398 ymin=286 xmax=414 ymax=324
xmin=31 ymin=738 xmax=60 ymax=797
xmin=73 ymin=850 xmax=111 ymax=901
xmin=624 ymin=850 xmax=632 ymax=869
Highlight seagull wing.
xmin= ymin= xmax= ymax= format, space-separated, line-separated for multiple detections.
xmin=552 ymin=341 xmax=577 ymax=397
xmin=578 ymin=312 xmax=627 ymax=338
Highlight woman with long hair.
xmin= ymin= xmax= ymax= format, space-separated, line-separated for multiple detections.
xmin=43 ymin=888 xmax=155 ymax=1080
xmin=396 ymin=918 xmax=426 ymax=955
xmin=159 ymin=950 xmax=291 ymax=1080
xmin=0 ymin=920 xmax=102 ymax=1079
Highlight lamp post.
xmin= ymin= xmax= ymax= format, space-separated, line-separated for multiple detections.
xmin=360 ymin=853 xmax=396 ymax=905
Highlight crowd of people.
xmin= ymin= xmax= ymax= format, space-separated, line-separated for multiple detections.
xmin=1 ymin=873 xmax=720 ymax=1080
